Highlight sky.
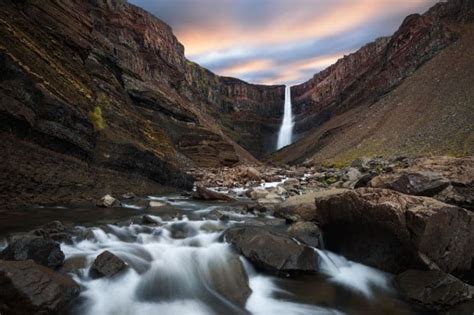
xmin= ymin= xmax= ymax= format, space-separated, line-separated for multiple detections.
xmin=130 ymin=0 xmax=439 ymax=85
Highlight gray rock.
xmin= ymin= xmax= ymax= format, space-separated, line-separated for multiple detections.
xmin=96 ymin=194 xmax=121 ymax=207
xmin=89 ymin=250 xmax=127 ymax=279
xmin=224 ymin=226 xmax=319 ymax=275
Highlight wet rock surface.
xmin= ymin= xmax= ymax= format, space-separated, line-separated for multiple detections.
xmin=89 ymin=250 xmax=128 ymax=279
xmin=0 ymin=236 xmax=65 ymax=269
xmin=315 ymin=187 xmax=474 ymax=274
xmin=395 ymin=270 xmax=473 ymax=311
xmin=224 ymin=226 xmax=319 ymax=275
xmin=0 ymin=259 xmax=80 ymax=314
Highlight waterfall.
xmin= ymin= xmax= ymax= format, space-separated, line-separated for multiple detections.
xmin=276 ymin=85 xmax=294 ymax=149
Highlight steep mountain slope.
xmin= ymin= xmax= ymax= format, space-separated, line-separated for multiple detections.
xmin=273 ymin=0 xmax=474 ymax=164
xmin=0 ymin=0 xmax=284 ymax=207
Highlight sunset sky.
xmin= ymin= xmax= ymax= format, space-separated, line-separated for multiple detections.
xmin=130 ymin=0 xmax=439 ymax=85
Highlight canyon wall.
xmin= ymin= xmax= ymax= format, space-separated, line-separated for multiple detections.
xmin=274 ymin=0 xmax=474 ymax=164
xmin=0 ymin=0 xmax=283 ymax=207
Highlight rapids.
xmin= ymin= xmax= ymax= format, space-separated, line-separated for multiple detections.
xmin=28 ymin=195 xmax=417 ymax=315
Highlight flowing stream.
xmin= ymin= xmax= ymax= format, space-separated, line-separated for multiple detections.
xmin=2 ymin=195 xmax=416 ymax=315
xmin=276 ymin=85 xmax=294 ymax=149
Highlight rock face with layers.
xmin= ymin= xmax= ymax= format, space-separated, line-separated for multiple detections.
xmin=0 ymin=0 xmax=283 ymax=208
xmin=272 ymin=0 xmax=474 ymax=164
xmin=315 ymin=188 xmax=474 ymax=274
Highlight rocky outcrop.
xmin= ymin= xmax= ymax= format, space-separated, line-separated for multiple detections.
xmin=224 ymin=226 xmax=319 ymax=275
xmin=315 ymin=188 xmax=474 ymax=274
xmin=290 ymin=4 xmax=456 ymax=139
xmin=395 ymin=270 xmax=473 ymax=311
xmin=369 ymin=156 xmax=474 ymax=210
xmin=0 ymin=259 xmax=80 ymax=314
xmin=0 ymin=0 xmax=283 ymax=208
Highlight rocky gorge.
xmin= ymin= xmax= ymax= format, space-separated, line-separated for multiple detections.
xmin=0 ymin=0 xmax=473 ymax=314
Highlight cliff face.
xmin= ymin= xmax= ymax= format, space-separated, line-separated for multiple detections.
xmin=274 ymin=0 xmax=474 ymax=164
xmin=290 ymin=9 xmax=457 ymax=139
xmin=0 ymin=0 xmax=283 ymax=207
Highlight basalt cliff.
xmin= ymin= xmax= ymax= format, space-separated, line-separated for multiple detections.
xmin=0 ymin=0 xmax=284 ymax=207
xmin=274 ymin=0 xmax=474 ymax=164
xmin=1 ymin=0 xmax=473 ymax=207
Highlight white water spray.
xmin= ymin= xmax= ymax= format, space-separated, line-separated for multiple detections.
xmin=276 ymin=85 xmax=294 ymax=149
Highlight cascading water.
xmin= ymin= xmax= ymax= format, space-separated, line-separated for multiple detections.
xmin=48 ymin=194 xmax=413 ymax=315
xmin=276 ymin=85 xmax=294 ymax=150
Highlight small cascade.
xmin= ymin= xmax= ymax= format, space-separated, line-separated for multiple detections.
xmin=276 ymin=85 xmax=294 ymax=149
xmin=315 ymin=249 xmax=392 ymax=297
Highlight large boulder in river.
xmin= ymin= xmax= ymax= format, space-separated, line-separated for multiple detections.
xmin=89 ymin=250 xmax=127 ymax=279
xmin=394 ymin=270 xmax=473 ymax=311
xmin=287 ymin=222 xmax=322 ymax=248
xmin=193 ymin=186 xmax=234 ymax=201
xmin=0 ymin=260 xmax=80 ymax=314
xmin=224 ymin=226 xmax=319 ymax=275
xmin=0 ymin=236 xmax=65 ymax=269
xmin=315 ymin=188 xmax=474 ymax=274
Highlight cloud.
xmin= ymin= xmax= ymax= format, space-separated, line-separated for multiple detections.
xmin=130 ymin=0 xmax=438 ymax=84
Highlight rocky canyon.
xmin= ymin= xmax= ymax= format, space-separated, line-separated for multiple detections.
xmin=0 ymin=0 xmax=473 ymax=314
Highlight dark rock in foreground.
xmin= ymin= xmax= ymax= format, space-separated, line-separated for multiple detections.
xmin=395 ymin=270 xmax=473 ymax=311
xmin=224 ymin=226 xmax=319 ymax=275
xmin=90 ymin=250 xmax=127 ymax=279
xmin=0 ymin=259 xmax=80 ymax=314
xmin=315 ymin=188 xmax=474 ymax=274
xmin=0 ymin=236 xmax=65 ymax=269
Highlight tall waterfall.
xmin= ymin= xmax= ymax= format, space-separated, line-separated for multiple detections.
xmin=276 ymin=85 xmax=294 ymax=149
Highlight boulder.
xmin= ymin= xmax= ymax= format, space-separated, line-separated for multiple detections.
xmin=208 ymin=254 xmax=252 ymax=307
xmin=0 ymin=260 xmax=80 ymax=314
xmin=369 ymin=171 xmax=450 ymax=197
xmin=89 ymin=250 xmax=127 ymax=279
xmin=0 ymin=236 xmax=65 ymax=269
xmin=248 ymin=187 xmax=269 ymax=200
xmin=287 ymin=222 xmax=322 ymax=248
xmin=354 ymin=173 xmax=376 ymax=188
xmin=149 ymin=201 xmax=166 ymax=208
xmin=275 ymin=189 xmax=346 ymax=222
xmin=142 ymin=215 xmax=161 ymax=225
xmin=193 ymin=186 xmax=234 ymax=201
xmin=224 ymin=226 xmax=319 ymax=275
xmin=395 ymin=270 xmax=473 ymax=311
xmin=96 ymin=194 xmax=121 ymax=207
xmin=241 ymin=166 xmax=261 ymax=180
xmin=343 ymin=167 xmax=362 ymax=182
xmin=380 ymin=156 xmax=474 ymax=210
xmin=11 ymin=221 xmax=72 ymax=243
xmin=315 ymin=188 xmax=474 ymax=274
